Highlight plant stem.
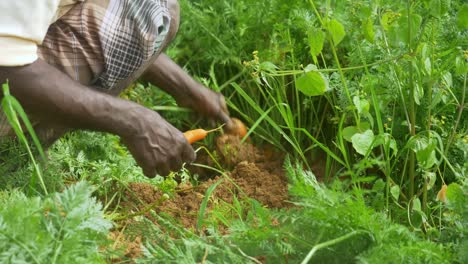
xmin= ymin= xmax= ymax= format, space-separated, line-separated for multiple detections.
xmin=301 ymin=230 xmax=368 ymax=264
xmin=445 ymin=73 xmax=467 ymax=155
xmin=407 ymin=0 xmax=416 ymax=201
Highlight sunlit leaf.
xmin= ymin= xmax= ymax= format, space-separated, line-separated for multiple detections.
xmin=351 ymin=130 xmax=375 ymax=156
xmin=410 ymin=136 xmax=438 ymax=169
xmin=363 ymin=18 xmax=375 ymax=43
xmin=391 ymin=185 xmax=400 ymax=201
xmin=413 ymin=197 xmax=422 ymax=212
xmin=342 ymin=126 xmax=359 ymax=142
xmin=353 ymin=96 xmax=370 ymax=115
xmin=390 ymin=13 xmax=422 ymax=45
xmin=308 ymin=28 xmax=325 ymax=57
xmin=446 ymin=183 xmax=465 ymax=206
xmin=328 ymin=19 xmax=346 ymax=46
xmin=295 ymin=71 xmax=327 ymax=96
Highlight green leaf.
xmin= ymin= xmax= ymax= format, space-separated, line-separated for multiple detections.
xmin=424 ymin=171 xmax=436 ymax=190
xmin=423 ymin=57 xmax=432 ymax=76
xmin=353 ymin=96 xmax=370 ymax=115
xmin=381 ymin=12 xmax=392 ymax=31
xmin=414 ymin=83 xmax=424 ymax=105
xmin=457 ymin=4 xmax=468 ymax=29
xmin=374 ymin=133 xmax=398 ymax=156
xmin=446 ymin=183 xmax=465 ymax=208
xmin=363 ymin=18 xmax=375 ymax=43
xmin=391 ymin=185 xmax=400 ymax=201
xmin=390 ymin=13 xmax=422 ymax=45
xmin=442 ymin=71 xmax=453 ymax=88
xmin=351 ymin=130 xmax=375 ymax=156
xmin=413 ymin=197 xmax=422 ymax=212
xmin=259 ymin=61 xmax=278 ymax=73
xmin=328 ymin=19 xmax=346 ymax=46
xmin=410 ymin=136 xmax=437 ymax=169
xmin=308 ymin=28 xmax=325 ymax=57
xmin=342 ymin=126 xmax=359 ymax=142
xmin=295 ymin=71 xmax=327 ymax=96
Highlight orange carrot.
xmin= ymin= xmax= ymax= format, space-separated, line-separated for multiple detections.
xmin=229 ymin=118 xmax=248 ymax=138
xmin=184 ymin=129 xmax=208 ymax=144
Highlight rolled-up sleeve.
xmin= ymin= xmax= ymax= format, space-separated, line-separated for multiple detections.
xmin=0 ymin=0 xmax=60 ymax=66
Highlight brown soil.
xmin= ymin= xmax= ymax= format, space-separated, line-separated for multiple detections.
xmin=108 ymin=231 xmax=143 ymax=260
xmin=110 ymin=134 xmax=290 ymax=260
xmin=122 ymin=135 xmax=288 ymax=227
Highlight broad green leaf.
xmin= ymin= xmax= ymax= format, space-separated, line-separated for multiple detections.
xmin=328 ymin=19 xmax=346 ymax=46
xmin=351 ymin=130 xmax=375 ymax=156
xmin=390 ymin=13 xmax=422 ymax=45
xmin=295 ymin=71 xmax=327 ymax=96
xmin=457 ymin=4 xmax=468 ymax=29
xmin=410 ymin=136 xmax=437 ymax=169
xmin=308 ymin=28 xmax=325 ymax=57
xmin=446 ymin=183 xmax=465 ymax=208
xmin=391 ymin=185 xmax=400 ymax=201
xmin=342 ymin=126 xmax=359 ymax=142
xmin=353 ymin=96 xmax=370 ymax=114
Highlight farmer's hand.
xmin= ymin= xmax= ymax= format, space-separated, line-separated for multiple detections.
xmin=179 ymin=83 xmax=235 ymax=131
xmin=121 ymin=107 xmax=196 ymax=178
xmin=142 ymin=54 xmax=235 ymax=130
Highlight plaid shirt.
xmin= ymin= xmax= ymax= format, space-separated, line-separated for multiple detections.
xmin=0 ymin=0 xmax=171 ymax=136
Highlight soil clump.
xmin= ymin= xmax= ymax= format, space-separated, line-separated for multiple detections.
xmin=121 ymin=134 xmax=289 ymax=229
xmin=111 ymin=134 xmax=289 ymax=259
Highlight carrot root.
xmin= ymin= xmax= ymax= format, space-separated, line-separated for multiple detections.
xmin=184 ymin=129 xmax=208 ymax=144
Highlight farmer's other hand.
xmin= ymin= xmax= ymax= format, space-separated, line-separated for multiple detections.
xmin=121 ymin=108 xmax=196 ymax=178
xmin=179 ymin=84 xmax=235 ymax=131
xmin=142 ymin=54 xmax=235 ymax=130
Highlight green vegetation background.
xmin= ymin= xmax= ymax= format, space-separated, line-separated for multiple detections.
xmin=0 ymin=0 xmax=467 ymax=263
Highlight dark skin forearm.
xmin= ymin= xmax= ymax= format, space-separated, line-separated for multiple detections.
xmin=142 ymin=54 xmax=203 ymax=109
xmin=142 ymin=54 xmax=232 ymax=127
xmin=0 ymin=58 xmax=196 ymax=177
xmin=0 ymin=59 xmax=146 ymax=138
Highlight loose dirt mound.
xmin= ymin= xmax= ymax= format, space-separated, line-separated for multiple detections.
xmin=111 ymin=135 xmax=289 ymax=260
xmin=121 ymin=134 xmax=288 ymax=229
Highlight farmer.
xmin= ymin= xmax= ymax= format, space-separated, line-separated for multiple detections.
xmin=0 ymin=0 xmax=233 ymax=177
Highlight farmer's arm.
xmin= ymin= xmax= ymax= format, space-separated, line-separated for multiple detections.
xmin=0 ymin=1 xmax=196 ymax=178
xmin=0 ymin=60 xmax=195 ymax=177
xmin=142 ymin=54 xmax=234 ymax=130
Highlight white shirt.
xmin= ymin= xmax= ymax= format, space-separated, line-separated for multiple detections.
xmin=0 ymin=0 xmax=83 ymax=66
